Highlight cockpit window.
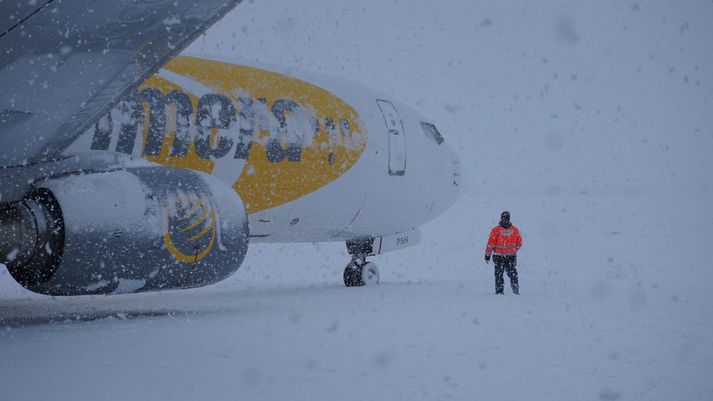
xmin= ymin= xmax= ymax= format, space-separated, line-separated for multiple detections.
xmin=420 ymin=121 xmax=444 ymax=145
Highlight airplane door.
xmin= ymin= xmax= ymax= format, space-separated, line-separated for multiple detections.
xmin=376 ymin=99 xmax=406 ymax=176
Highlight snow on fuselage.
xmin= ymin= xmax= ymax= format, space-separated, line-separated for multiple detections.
xmin=68 ymin=54 xmax=461 ymax=243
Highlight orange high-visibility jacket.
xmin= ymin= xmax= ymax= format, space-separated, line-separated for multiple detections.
xmin=485 ymin=225 xmax=522 ymax=256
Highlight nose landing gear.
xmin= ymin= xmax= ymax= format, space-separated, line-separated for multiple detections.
xmin=343 ymin=258 xmax=380 ymax=287
xmin=343 ymin=238 xmax=380 ymax=287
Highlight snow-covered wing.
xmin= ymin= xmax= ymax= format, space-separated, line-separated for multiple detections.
xmin=0 ymin=0 xmax=241 ymax=167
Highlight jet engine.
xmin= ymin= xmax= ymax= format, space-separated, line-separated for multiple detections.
xmin=0 ymin=166 xmax=248 ymax=295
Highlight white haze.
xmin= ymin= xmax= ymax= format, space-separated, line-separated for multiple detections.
xmin=1 ymin=1 xmax=712 ymax=400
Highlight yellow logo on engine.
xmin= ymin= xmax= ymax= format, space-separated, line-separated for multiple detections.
xmin=163 ymin=194 xmax=217 ymax=263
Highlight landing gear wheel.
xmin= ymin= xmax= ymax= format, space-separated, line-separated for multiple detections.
xmin=343 ymin=262 xmax=359 ymax=287
xmin=343 ymin=261 xmax=380 ymax=287
xmin=359 ymin=262 xmax=380 ymax=285
xmin=343 ymin=238 xmax=379 ymax=287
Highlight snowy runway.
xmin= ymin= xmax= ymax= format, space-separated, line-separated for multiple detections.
xmin=2 ymin=194 xmax=712 ymax=401
xmin=2 ymin=267 xmax=711 ymax=401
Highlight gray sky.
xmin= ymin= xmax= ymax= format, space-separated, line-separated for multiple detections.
xmin=191 ymin=0 xmax=713 ymax=197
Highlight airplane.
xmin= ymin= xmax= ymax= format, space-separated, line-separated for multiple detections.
xmin=0 ymin=0 xmax=460 ymax=296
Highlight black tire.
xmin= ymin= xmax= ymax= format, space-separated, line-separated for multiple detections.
xmin=343 ymin=261 xmax=379 ymax=287
xmin=343 ymin=262 xmax=359 ymax=287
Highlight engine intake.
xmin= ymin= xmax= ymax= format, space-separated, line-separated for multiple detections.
xmin=1 ymin=166 xmax=248 ymax=295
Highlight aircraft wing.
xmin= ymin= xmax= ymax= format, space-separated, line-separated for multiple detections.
xmin=0 ymin=0 xmax=241 ymax=167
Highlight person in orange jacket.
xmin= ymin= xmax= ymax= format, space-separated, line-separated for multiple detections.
xmin=485 ymin=211 xmax=522 ymax=295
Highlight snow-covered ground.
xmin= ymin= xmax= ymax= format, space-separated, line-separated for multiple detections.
xmin=2 ymin=1 xmax=713 ymax=400
xmin=2 ymin=194 xmax=712 ymax=400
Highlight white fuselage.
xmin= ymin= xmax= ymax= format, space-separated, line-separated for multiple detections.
xmin=68 ymin=54 xmax=461 ymax=244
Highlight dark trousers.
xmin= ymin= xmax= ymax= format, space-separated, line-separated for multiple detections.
xmin=493 ymin=255 xmax=519 ymax=294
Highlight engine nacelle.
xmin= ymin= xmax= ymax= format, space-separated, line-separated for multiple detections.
xmin=1 ymin=166 xmax=248 ymax=295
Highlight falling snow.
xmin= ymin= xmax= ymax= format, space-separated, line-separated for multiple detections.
xmin=2 ymin=1 xmax=713 ymax=401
